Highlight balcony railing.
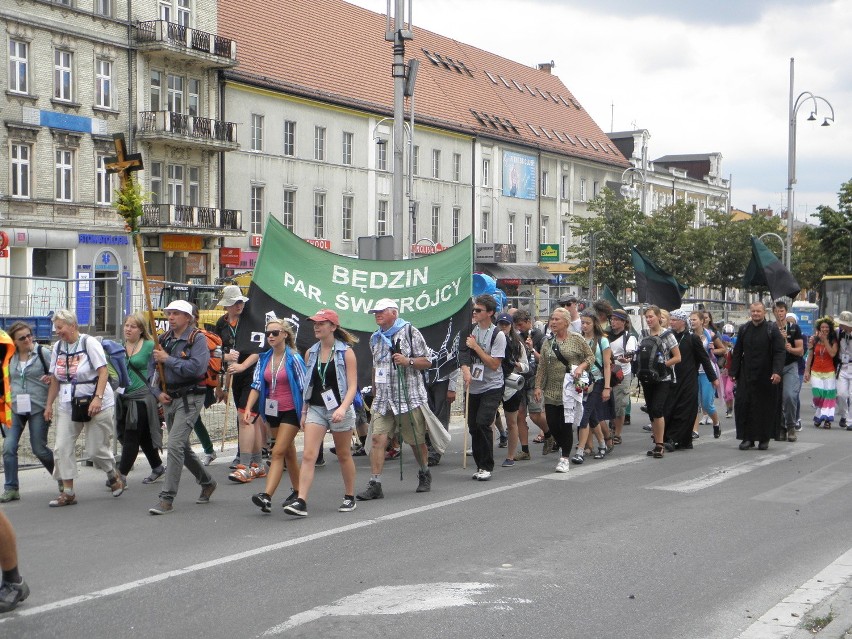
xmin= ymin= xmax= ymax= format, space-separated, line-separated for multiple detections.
xmin=135 ymin=20 xmax=237 ymax=64
xmin=141 ymin=204 xmax=243 ymax=233
xmin=139 ymin=111 xmax=238 ymax=147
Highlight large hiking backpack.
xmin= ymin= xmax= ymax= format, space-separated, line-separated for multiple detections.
xmin=636 ymin=331 xmax=670 ymax=383
xmin=190 ymin=328 xmax=223 ymax=388
xmin=99 ymin=338 xmax=131 ymax=391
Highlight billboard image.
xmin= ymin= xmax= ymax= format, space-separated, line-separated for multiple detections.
xmin=502 ymin=151 xmax=537 ymax=200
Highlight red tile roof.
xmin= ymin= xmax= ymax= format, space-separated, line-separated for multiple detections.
xmin=219 ymin=0 xmax=628 ymax=168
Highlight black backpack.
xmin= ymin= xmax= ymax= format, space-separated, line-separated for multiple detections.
xmin=636 ymin=330 xmax=671 ymax=383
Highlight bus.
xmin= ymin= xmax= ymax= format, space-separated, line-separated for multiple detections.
xmin=818 ymin=275 xmax=852 ymax=320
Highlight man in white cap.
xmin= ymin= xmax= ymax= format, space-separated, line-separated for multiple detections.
xmin=213 ymin=285 xmax=259 ymax=470
xmin=357 ymin=298 xmax=434 ymax=499
xmin=148 ymin=300 xmax=217 ymax=514
xmin=837 ymin=310 xmax=852 ymax=430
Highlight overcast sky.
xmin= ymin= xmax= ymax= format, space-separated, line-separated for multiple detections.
xmin=348 ymin=0 xmax=851 ymax=222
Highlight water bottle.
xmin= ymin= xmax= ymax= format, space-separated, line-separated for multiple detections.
xmin=657 ymin=351 xmax=665 ymax=366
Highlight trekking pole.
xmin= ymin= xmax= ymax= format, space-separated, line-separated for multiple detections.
xmin=462 ymin=382 xmax=470 ymax=469
xmin=219 ymin=373 xmax=232 ymax=452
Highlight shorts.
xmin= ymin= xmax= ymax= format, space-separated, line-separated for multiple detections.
xmin=305 ymin=404 xmax=356 ymax=433
xmin=371 ymin=405 xmax=428 ymax=444
xmin=265 ymin=409 xmax=299 ymax=429
xmin=640 ymin=379 xmax=670 ymax=420
xmin=612 ymin=376 xmax=632 ymax=417
xmin=503 ymin=388 xmax=523 ymax=412
xmin=231 ymin=373 xmax=253 ymax=411
xmin=523 ymin=386 xmax=544 ymax=413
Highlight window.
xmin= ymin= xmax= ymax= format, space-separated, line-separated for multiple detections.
xmin=284 ymin=121 xmax=296 ymax=156
xmin=412 ymin=145 xmax=419 ymax=175
xmin=251 ymin=114 xmax=264 ymax=152
xmin=250 ymin=186 xmax=264 ymax=235
xmin=95 ymin=0 xmax=111 ymax=17
xmin=377 ymin=200 xmax=388 ymax=235
xmin=342 ymin=132 xmax=353 ymax=166
xmin=314 ymin=126 xmax=326 ymax=161
xmin=9 ymin=40 xmax=28 ymax=95
xmin=561 ymin=174 xmax=569 ymax=200
xmin=167 ymin=164 xmax=184 ymax=204
xmin=593 ymin=180 xmax=600 ymax=198
xmin=452 ymin=207 xmax=460 ymax=245
xmin=188 ymin=79 xmax=200 ymax=117
xmin=342 ymin=195 xmax=353 ymax=240
xmin=524 ymin=215 xmax=531 ymax=251
xmin=158 ymin=0 xmax=171 ymax=21
xmin=96 ymin=154 xmax=113 ymax=205
xmin=376 ymin=140 xmax=388 ymax=171
xmin=541 ymin=216 xmax=548 ymax=243
xmin=452 ymin=153 xmax=461 ymax=182
xmin=150 ymin=162 xmax=162 ymax=204
xmin=482 ymin=159 xmax=490 ymax=187
xmin=431 ymin=149 xmax=440 ymax=179
xmin=314 ymin=192 xmax=325 ymax=237
xmin=55 ymin=149 xmax=73 ymax=202
xmin=150 ymin=70 xmax=162 ymax=111
xmin=561 ymin=221 xmax=569 ymax=261
xmin=95 ymin=59 xmax=112 ymax=109
xmin=177 ymin=0 xmax=191 ymax=26
xmin=10 ymin=144 xmax=30 ymax=199
xmin=481 ymin=211 xmax=489 ymax=243
xmin=282 ymin=190 xmax=295 ymax=231
xmin=167 ymin=74 xmax=183 ymax=113
xmin=431 ymin=205 xmax=439 ymax=242
xmin=188 ymin=167 xmax=199 ymax=207
xmin=54 ymin=50 xmax=73 ymax=102
xmin=410 ymin=203 xmax=418 ymax=244
xmin=579 ymin=178 xmax=587 ymax=202
xmin=508 ymin=214 xmax=515 ymax=245
xmin=541 ymin=171 xmax=549 ymax=196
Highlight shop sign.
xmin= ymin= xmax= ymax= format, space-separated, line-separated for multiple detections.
xmin=162 ymin=235 xmax=203 ymax=251
xmin=306 ymin=238 xmax=331 ymax=250
xmin=219 ymin=247 xmax=241 ymax=266
xmin=539 ymin=243 xmax=559 ymax=263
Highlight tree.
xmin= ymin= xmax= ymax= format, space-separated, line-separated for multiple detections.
xmin=791 ymin=225 xmax=825 ymax=292
xmin=566 ymin=188 xmax=644 ymax=297
xmin=634 ymin=201 xmax=703 ymax=287
xmin=810 ymin=177 xmax=852 ymax=276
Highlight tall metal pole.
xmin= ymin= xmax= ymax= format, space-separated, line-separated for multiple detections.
xmin=390 ymin=0 xmax=408 ymax=260
xmin=785 ymin=57 xmax=796 ymax=269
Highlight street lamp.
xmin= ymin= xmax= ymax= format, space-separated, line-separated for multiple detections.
xmin=759 ymin=232 xmax=787 ymax=261
xmin=786 ymin=57 xmax=835 ymax=269
xmin=620 ymin=167 xmax=647 ymax=214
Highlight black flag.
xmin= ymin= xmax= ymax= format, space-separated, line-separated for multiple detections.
xmin=631 ymin=247 xmax=687 ymax=311
xmin=743 ymin=235 xmax=800 ymax=300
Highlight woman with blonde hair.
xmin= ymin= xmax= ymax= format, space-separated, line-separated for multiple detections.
xmin=284 ymin=309 xmax=359 ymax=516
xmin=117 ymin=312 xmax=164 ymax=485
xmin=247 ymin=318 xmax=306 ymax=512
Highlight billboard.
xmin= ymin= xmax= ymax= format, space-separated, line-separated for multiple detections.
xmin=502 ymin=151 xmax=537 ymax=200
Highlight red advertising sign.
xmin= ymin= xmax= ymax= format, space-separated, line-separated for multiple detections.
xmin=219 ymin=247 xmax=241 ymax=266
xmin=411 ymin=242 xmax=445 ymax=256
xmin=0 ymin=231 xmax=8 ymax=252
xmin=0 ymin=249 xmax=8 ymax=258
xmin=250 ymin=235 xmax=262 ymax=248
xmin=306 ymin=238 xmax=331 ymax=251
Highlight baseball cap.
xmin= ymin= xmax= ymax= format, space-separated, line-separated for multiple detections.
xmin=558 ymin=293 xmax=578 ymax=305
xmin=610 ymin=309 xmax=629 ymax=322
xmin=308 ymin=309 xmax=340 ymax=326
xmin=839 ymin=310 xmax=852 ymax=328
xmin=785 ymin=312 xmax=798 ymax=323
xmin=369 ymin=298 xmax=399 ymax=313
xmin=496 ymin=313 xmax=513 ymax=325
xmin=723 ymin=323 xmax=735 ymax=334
xmin=163 ymin=300 xmax=194 ymax=315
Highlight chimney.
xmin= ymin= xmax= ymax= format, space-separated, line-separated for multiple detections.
xmin=537 ymin=60 xmax=555 ymax=74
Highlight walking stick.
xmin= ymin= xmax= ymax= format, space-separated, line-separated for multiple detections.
xmin=219 ymin=373 xmax=232 ymax=452
xmin=462 ymin=383 xmax=470 ymax=469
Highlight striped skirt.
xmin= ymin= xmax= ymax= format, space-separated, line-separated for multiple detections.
xmin=811 ymin=370 xmax=837 ymax=423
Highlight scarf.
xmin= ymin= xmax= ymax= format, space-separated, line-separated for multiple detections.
xmin=370 ymin=318 xmax=410 ymax=350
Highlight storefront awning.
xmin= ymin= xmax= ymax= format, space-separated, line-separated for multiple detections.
xmin=480 ymin=263 xmax=553 ymax=281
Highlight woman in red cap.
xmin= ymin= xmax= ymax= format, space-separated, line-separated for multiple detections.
xmin=284 ymin=309 xmax=359 ymax=517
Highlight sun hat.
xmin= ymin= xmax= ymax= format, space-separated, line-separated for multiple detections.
xmin=369 ymin=298 xmax=399 ymax=313
xmin=839 ymin=310 xmax=852 ymax=328
xmin=163 ymin=300 xmax=194 ymax=315
xmin=216 ymin=285 xmax=249 ymax=307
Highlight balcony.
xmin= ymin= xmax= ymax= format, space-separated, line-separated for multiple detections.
xmin=140 ymin=204 xmax=244 ymax=236
xmin=134 ymin=20 xmax=237 ymax=68
xmin=137 ymin=111 xmax=238 ymax=151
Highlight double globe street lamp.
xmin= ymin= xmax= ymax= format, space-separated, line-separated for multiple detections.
xmin=620 ymin=167 xmax=647 ymax=214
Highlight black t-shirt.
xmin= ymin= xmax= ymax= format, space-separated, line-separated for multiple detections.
xmin=214 ymin=315 xmax=255 ymax=382
xmin=309 ymin=353 xmax=341 ymax=406
xmin=781 ymin=321 xmax=804 ymax=366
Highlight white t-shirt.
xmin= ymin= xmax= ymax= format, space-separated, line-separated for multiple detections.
xmin=51 ymin=335 xmax=116 ymax=411
xmin=609 ymin=331 xmax=638 ymax=377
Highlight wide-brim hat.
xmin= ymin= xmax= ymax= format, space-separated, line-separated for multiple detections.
xmin=216 ymin=285 xmax=249 ymax=307
xmin=839 ymin=310 xmax=852 ymax=328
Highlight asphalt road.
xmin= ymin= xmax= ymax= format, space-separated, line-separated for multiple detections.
xmin=1 ymin=390 xmax=851 ymax=639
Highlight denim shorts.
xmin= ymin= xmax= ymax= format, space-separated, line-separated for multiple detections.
xmin=305 ymin=404 xmax=356 ymax=433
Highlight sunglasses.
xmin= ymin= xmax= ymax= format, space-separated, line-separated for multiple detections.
xmin=16 ymin=334 xmax=33 ymax=341
xmin=265 ymin=330 xmax=282 ymax=337
xmin=472 ymin=308 xmax=486 ymax=313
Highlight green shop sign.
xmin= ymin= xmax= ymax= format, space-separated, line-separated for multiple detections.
xmin=539 ymin=243 xmax=559 ymax=263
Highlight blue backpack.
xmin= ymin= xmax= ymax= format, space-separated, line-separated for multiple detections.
xmin=97 ymin=338 xmax=131 ymax=391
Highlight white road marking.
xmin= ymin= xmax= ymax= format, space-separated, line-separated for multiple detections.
xmin=0 ymin=480 xmax=540 ymax=623
xmin=736 ymin=546 xmax=852 ymax=638
xmin=648 ymin=443 xmax=819 ymax=493
xmin=259 ymin=583 xmax=495 ymax=635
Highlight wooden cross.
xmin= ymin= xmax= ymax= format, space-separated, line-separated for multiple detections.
xmin=104 ymin=133 xmax=144 ymax=189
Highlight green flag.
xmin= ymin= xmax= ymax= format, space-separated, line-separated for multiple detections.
xmin=743 ymin=235 xmax=800 ymax=300
xmin=631 ymin=246 xmax=687 ymax=311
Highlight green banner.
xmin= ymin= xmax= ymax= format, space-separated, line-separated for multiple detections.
xmin=539 ymin=243 xmax=559 ymax=262
xmin=252 ymin=217 xmax=473 ymax=333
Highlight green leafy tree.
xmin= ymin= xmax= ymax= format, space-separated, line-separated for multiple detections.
xmin=791 ymin=225 xmax=825 ymax=291
xmin=810 ymin=178 xmax=852 ymax=276
xmin=634 ymin=201 xmax=703 ymax=287
xmin=566 ymin=188 xmax=644 ymax=296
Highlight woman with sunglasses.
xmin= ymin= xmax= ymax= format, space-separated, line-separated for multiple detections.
xmin=284 ymin=309 xmax=359 ymax=516
xmin=1 ymin=322 xmax=54 ymax=503
xmin=248 ymin=319 xmax=306 ymax=513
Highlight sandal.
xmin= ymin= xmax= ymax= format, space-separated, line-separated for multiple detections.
xmin=49 ymin=492 xmax=77 ymax=507
xmin=653 ymin=442 xmax=665 ymax=458
xmin=605 ymin=437 xmax=615 ymax=454
xmin=533 ymin=434 xmax=545 ymax=444
xmin=584 ymin=447 xmax=593 ymax=456
xmin=612 ymin=435 xmax=622 ymax=445
xmin=142 ymin=466 xmax=166 ymax=484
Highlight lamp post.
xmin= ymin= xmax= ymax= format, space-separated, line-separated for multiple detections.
xmin=759 ymin=232 xmax=787 ymax=261
xmin=786 ymin=57 xmax=835 ymax=269
xmin=838 ymin=227 xmax=852 ymax=272
xmin=588 ymin=230 xmax=611 ymax=300
xmin=620 ymin=167 xmax=647 ymax=214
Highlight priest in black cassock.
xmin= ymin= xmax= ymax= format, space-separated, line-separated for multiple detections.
xmin=729 ymin=302 xmax=786 ymax=450
xmin=664 ymin=309 xmax=718 ymax=450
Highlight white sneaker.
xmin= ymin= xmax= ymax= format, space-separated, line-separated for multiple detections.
xmin=472 ymin=469 xmax=483 ymax=480
xmin=555 ymin=457 xmax=570 ymax=473
xmin=202 ymin=452 xmax=217 ymax=466
xmin=477 ymin=469 xmax=492 ymax=481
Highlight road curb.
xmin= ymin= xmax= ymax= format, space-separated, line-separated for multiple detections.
xmin=788 ymin=582 xmax=852 ymax=639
